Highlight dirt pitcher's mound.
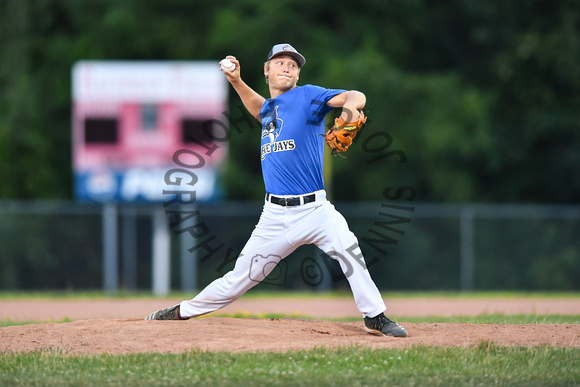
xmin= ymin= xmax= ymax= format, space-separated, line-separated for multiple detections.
xmin=2 ymin=318 xmax=579 ymax=355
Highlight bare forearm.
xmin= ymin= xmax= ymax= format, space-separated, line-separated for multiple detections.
xmin=230 ymin=79 xmax=266 ymax=122
xmin=328 ymin=90 xmax=366 ymax=122
xmin=221 ymin=55 xmax=265 ymax=122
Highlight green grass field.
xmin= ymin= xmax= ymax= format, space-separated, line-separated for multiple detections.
xmin=1 ymin=342 xmax=578 ymax=386
xmin=0 ymin=343 xmax=580 ymax=386
xmin=1 ymin=292 xmax=579 ymax=386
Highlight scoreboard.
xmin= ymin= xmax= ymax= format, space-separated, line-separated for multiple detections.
xmin=72 ymin=61 xmax=228 ymax=202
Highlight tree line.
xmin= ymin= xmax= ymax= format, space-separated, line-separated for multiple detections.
xmin=1 ymin=0 xmax=578 ymax=203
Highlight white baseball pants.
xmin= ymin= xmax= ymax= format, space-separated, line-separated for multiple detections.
xmin=180 ymin=190 xmax=387 ymax=318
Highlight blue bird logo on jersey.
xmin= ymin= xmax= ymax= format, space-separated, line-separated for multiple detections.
xmin=261 ymin=106 xmax=284 ymax=144
xmin=260 ymin=105 xmax=296 ymax=160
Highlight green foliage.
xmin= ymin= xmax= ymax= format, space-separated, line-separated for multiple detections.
xmin=0 ymin=212 xmax=102 ymax=289
xmin=476 ymin=218 xmax=580 ymax=290
xmin=1 ymin=344 xmax=578 ymax=386
xmin=0 ymin=0 xmax=579 ymax=202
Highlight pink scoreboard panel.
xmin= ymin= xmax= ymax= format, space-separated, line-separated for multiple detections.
xmin=72 ymin=61 xmax=228 ymax=202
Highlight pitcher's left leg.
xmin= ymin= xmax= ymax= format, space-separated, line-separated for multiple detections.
xmin=295 ymin=201 xmax=387 ymax=318
xmin=323 ymin=235 xmax=387 ymax=318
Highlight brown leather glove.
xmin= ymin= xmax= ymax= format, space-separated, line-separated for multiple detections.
xmin=325 ymin=111 xmax=367 ymax=154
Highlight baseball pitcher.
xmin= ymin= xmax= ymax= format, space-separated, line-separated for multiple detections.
xmin=145 ymin=43 xmax=407 ymax=338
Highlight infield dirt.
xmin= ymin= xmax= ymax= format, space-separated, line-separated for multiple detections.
xmin=1 ymin=297 xmax=579 ymax=355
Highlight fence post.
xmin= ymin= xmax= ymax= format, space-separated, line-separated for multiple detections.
xmin=121 ymin=206 xmax=137 ymax=291
xmin=102 ymin=203 xmax=118 ymax=294
xmin=459 ymin=205 xmax=475 ymax=291
xmin=180 ymin=232 xmax=197 ymax=292
xmin=152 ymin=208 xmax=171 ymax=296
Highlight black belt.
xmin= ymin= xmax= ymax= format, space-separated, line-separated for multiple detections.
xmin=266 ymin=193 xmax=316 ymax=207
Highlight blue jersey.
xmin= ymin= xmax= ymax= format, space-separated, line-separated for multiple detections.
xmin=259 ymin=85 xmax=346 ymax=195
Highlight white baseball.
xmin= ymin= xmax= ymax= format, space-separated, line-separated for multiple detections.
xmin=220 ymin=58 xmax=236 ymax=72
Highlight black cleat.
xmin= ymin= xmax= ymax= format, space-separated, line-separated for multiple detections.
xmin=144 ymin=304 xmax=185 ymax=321
xmin=364 ymin=313 xmax=407 ymax=337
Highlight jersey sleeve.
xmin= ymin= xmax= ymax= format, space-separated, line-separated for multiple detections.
xmin=304 ymin=85 xmax=347 ymax=125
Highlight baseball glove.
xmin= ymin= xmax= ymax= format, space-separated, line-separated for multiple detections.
xmin=325 ymin=111 xmax=367 ymax=154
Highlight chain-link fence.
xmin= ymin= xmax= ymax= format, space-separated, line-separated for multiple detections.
xmin=1 ymin=200 xmax=579 ymax=292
